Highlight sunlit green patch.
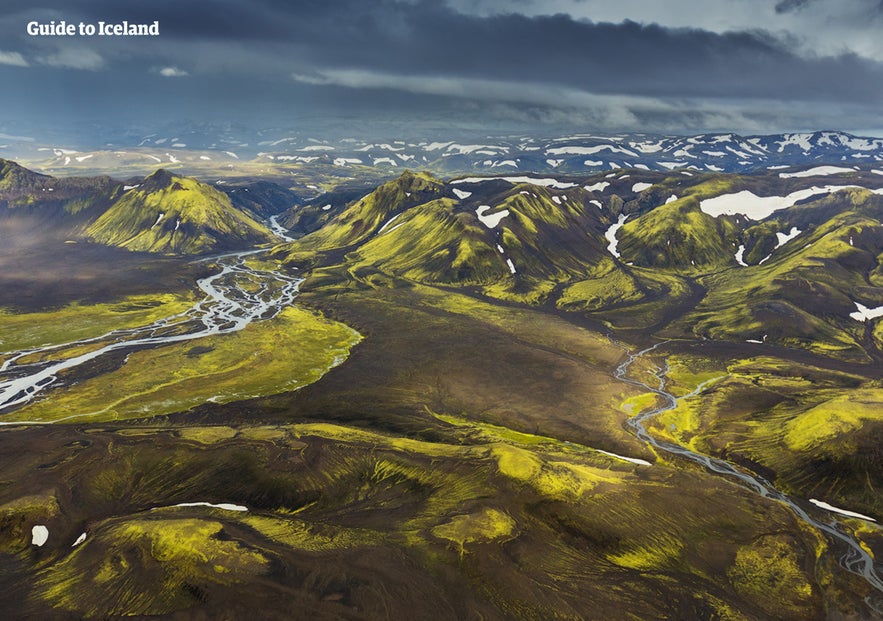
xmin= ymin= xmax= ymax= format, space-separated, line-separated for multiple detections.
xmin=0 ymin=493 xmax=60 ymax=553
xmin=607 ymin=533 xmax=684 ymax=571
xmin=491 ymin=444 xmax=623 ymax=501
xmin=663 ymin=355 xmax=728 ymax=398
xmin=241 ymin=514 xmax=383 ymax=552
xmin=621 ymin=392 xmax=661 ymax=416
xmin=0 ymin=293 xmax=194 ymax=352
xmin=8 ymin=306 xmax=361 ymax=423
xmin=36 ymin=518 xmax=269 ymax=617
xmin=783 ymin=389 xmax=883 ymax=451
xmin=727 ymin=534 xmax=813 ymax=614
xmin=431 ymin=507 xmax=517 ymax=555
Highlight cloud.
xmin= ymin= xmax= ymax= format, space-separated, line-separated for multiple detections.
xmin=159 ymin=66 xmax=189 ymax=77
xmin=775 ymin=0 xmax=816 ymax=13
xmin=36 ymin=48 xmax=104 ymax=70
xmin=0 ymin=50 xmax=28 ymax=67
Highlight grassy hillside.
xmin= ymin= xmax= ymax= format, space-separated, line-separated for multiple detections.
xmin=87 ymin=170 xmax=275 ymax=254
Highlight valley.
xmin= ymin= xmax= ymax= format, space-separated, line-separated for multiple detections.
xmin=2 ymin=142 xmax=883 ymax=619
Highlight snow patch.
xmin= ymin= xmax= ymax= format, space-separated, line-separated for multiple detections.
xmin=451 ymin=176 xmax=576 ymax=189
xmin=506 ymin=258 xmax=517 ymax=274
xmin=595 ymin=448 xmax=652 ymax=466
xmin=850 ymin=302 xmax=883 ymax=322
xmin=476 ymin=206 xmax=510 ymax=228
xmin=377 ymin=213 xmax=402 ymax=234
xmin=605 ymin=214 xmax=628 ymax=258
xmin=172 ymin=502 xmax=248 ymax=512
xmin=452 ymin=188 xmax=472 ymax=200
xmin=700 ymin=186 xmax=883 ymax=220
xmin=547 ymin=144 xmax=637 ymax=157
xmin=779 ymin=166 xmax=855 ymax=178
xmin=31 ymin=525 xmax=49 ymax=546
xmin=584 ymin=181 xmax=610 ymax=193
xmin=631 ymin=182 xmax=652 ymax=192
xmin=775 ymin=226 xmax=802 ymax=249
xmin=809 ymin=499 xmax=875 ymax=522
xmin=73 ymin=532 xmax=86 ymax=546
xmin=735 ymin=245 xmax=748 ymax=266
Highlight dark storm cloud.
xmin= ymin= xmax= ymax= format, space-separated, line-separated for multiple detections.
xmin=2 ymin=0 xmax=881 ymax=102
xmin=775 ymin=0 xmax=815 ymax=12
xmin=2 ymin=0 xmax=883 ymax=133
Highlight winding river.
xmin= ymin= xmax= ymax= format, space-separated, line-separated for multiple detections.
xmin=616 ymin=341 xmax=883 ymax=607
xmin=0 ymin=251 xmax=301 ymax=418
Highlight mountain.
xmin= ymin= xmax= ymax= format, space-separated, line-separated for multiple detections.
xmin=86 ymin=169 xmax=276 ymax=254
xmin=9 ymin=130 xmax=883 ymax=189
xmin=275 ymin=167 xmax=883 ymax=359
xmin=223 ymin=180 xmax=302 ymax=220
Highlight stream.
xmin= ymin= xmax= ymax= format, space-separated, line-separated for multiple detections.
xmin=616 ymin=341 xmax=883 ymax=609
xmin=0 ymin=251 xmax=301 ymax=418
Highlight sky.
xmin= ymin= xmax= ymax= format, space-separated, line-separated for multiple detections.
xmin=1 ymin=0 xmax=883 ymax=141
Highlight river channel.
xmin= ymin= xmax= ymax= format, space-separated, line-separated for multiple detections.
xmin=0 ymin=251 xmax=301 ymax=418
xmin=616 ymin=341 xmax=883 ymax=609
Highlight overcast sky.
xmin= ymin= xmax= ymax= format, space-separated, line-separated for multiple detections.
xmin=1 ymin=0 xmax=883 ymax=140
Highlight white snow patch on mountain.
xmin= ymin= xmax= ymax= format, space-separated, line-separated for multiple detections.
xmin=452 ymin=188 xmax=472 ymax=200
xmin=775 ymin=226 xmax=802 ymax=248
xmin=476 ymin=206 xmax=510 ymax=228
xmin=605 ymin=214 xmax=628 ymax=258
xmin=850 ymin=302 xmax=883 ymax=322
xmin=700 ymin=186 xmax=883 ymax=220
xmin=377 ymin=214 xmax=402 ymax=234
xmin=546 ymin=145 xmax=637 ymax=157
xmin=735 ymin=245 xmax=748 ymax=266
xmin=31 ymin=525 xmax=49 ymax=546
xmin=776 ymin=134 xmax=813 ymax=152
xmin=810 ymin=499 xmax=875 ymax=521
xmin=631 ymin=182 xmax=652 ymax=192
xmin=584 ymin=181 xmax=610 ymax=193
xmin=779 ymin=166 xmax=855 ymax=178
xmin=452 ymin=176 xmax=576 ymax=189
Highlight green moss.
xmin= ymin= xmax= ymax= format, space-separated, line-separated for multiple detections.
xmin=608 ymin=534 xmax=684 ymax=571
xmin=727 ymin=534 xmax=813 ymax=612
xmin=241 ymin=515 xmax=382 ymax=551
xmin=9 ymin=306 xmax=361 ymax=423
xmin=87 ymin=172 xmax=274 ymax=254
xmin=783 ymin=389 xmax=883 ymax=451
xmin=0 ymin=293 xmax=193 ymax=352
xmin=431 ymin=508 xmax=517 ymax=555
xmin=37 ymin=518 xmax=269 ymax=617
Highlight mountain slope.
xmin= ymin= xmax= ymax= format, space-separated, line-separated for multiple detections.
xmin=87 ymin=169 xmax=276 ymax=254
xmin=667 ymin=189 xmax=883 ymax=360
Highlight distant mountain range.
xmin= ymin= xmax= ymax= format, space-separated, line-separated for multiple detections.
xmin=4 ymin=130 xmax=883 ymax=183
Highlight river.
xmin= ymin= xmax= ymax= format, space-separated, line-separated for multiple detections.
xmin=615 ymin=341 xmax=883 ymax=609
xmin=0 ymin=251 xmax=301 ymax=417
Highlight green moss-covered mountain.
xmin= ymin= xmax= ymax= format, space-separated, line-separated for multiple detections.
xmin=274 ymin=168 xmax=883 ymax=359
xmin=86 ymin=169 xmax=276 ymax=254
